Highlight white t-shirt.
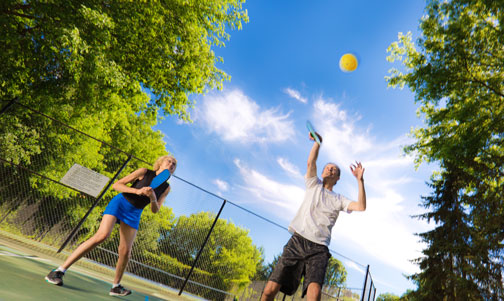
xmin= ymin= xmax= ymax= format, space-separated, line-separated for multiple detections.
xmin=288 ymin=176 xmax=353 ymax=246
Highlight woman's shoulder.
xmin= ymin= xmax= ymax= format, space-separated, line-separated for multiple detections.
xmin=130 ymin=167 xmax=151 ymax=178
xmin=135 ymin=167 xmax=150 ymax=174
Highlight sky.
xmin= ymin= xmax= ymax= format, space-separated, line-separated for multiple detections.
xmin=154 ymin=0 xmax=435 ymax=297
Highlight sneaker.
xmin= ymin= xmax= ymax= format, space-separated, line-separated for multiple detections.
xmin=109 ymin=284 xmax=132 ymax=296
xmin=45 ymin=269 xmax=64 ymax=286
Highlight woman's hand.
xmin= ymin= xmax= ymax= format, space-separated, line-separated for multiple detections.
xmin=136 ymin=187 xmax=155 ymax=199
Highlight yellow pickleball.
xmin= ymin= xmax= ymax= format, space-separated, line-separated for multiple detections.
xmin=339 ymin=53 xmax=358 ymax=72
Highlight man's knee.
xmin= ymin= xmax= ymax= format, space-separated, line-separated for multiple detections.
xmin=262 ymin=281 xmax=281 ymax=300
xmin=306 ymin=282 xmax=322 ymax=300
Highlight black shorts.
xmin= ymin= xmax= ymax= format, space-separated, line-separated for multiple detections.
xmin=269 ymin=233 xmax=331 ymax=297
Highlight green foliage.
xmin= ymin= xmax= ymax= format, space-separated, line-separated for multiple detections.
xmin=0 ymin=113 xmax=41 ymax=165
xmin=159 ymin=211 xmax=263 ymax=290
xmin=142 ymin=251 xmax=229 ymax=300
xmin=376 ymin=292 xmax=400 ymax=301
xmin=252 ymin=252 xmax=279 ymax=281
xmin=399 ymin=289 xmax=417 ymax=301
xmin=0 ymin=0 xmax=248 ymax=120
xmin=386 ymin=0 xmax=504 ymax=299
xmin=0 ymin=0 xmax=248 ymax=187
xmin=136 ymin=206 xmax=177 ymax=252
xmin=325 ymin=257 xmax=347 ymax=288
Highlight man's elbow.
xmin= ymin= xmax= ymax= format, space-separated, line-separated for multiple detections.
xmin=359 ymin=201 xmax=367 ymax=211
xmin=351 ymin=203 xmax=366 ymax=211
xmin=354 ymin=205 xmax=366 ymax=212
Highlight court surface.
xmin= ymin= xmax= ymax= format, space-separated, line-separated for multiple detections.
xmin=0 ymin=244 xmax=190 ymax=301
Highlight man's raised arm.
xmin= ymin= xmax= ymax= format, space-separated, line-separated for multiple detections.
xmin=348 ymin=162 xmax=366 ymax=212
xmin=306 ymin=133 xmax=322 ymax=178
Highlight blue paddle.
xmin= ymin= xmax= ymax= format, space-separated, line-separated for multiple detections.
xmin=306 ymin=120 xmax=321 ymax=144
xmin=150 ymin=169 xmax=171 ymax=189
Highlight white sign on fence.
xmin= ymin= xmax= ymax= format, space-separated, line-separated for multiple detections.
xmin=60 ymin=163 xmax=110 ymax=198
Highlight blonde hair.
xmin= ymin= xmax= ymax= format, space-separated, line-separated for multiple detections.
xmin=153 ymin=155 xmax=177 ymax=171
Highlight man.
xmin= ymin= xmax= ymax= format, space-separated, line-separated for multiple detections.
xmin=262 ymin=132 xmax=366 ymax=301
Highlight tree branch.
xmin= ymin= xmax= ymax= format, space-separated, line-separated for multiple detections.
xmin=10 ymin=3 xmax=31 ymax=11
xmin=3 ymin=10 xmax=36 ymax=20
xmin=463 ymin=56 xmax=504 ymax=98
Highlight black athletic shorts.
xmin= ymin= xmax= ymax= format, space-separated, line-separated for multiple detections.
xmin=269 ymin=232 xmax=331 ymax=297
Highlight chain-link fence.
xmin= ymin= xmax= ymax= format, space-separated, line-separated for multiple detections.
xmin=0 ymin=99 xmax=376 ymax=300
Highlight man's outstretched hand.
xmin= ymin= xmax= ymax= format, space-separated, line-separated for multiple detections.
xmin=350 ymin=161 xmax=365 ymax=181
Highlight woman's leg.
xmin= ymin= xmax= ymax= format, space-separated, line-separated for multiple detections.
xmin=60 ymin=214 xmax=117 ymax=270
xmin=113 ymin=221 xmax=137 ymax=285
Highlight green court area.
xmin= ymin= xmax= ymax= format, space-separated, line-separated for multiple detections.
xmin=0 ymin=244 xmax=189 ymax=301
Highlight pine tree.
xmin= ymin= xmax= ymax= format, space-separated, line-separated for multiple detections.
xmin=386 ymin=0 xmax=504 ymax=298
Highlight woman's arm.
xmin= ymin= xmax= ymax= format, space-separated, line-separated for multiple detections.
xmin=112 ymin=168 xmax=149 ymax=195
xmin=150 ymin=185 xmax=170 ymax=213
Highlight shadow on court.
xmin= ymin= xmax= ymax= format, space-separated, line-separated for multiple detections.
xmin=0 ymin=244 xmax=168 ymax=301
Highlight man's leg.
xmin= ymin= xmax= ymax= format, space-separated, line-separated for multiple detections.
xmin=261 ymin=280 xmax=281 ymax=301
xmin=303 ymin=242 xmax=330 ymax=301
xmin=306 ymin=282 xmax=322 ymax=301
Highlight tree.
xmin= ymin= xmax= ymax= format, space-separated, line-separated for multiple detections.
xmin=399 ymin=289 xmax=417 ymax=301
xmin=0 ymin=0 xmax=248 ymax=175
xmin=324 ymin=257 xmax=347 ymax=288
xmin=253 ymin=252 xmax=280 ymax=281
xmin=386 ymin=0 xmax=504 ymax=299
xmin=376 ymin=292 xmax=400 ymax=301
xmin=1 ymin=0 xmax=248 ymax=119
xmin=408 ymin=165 xmax=481 ymax=300
xmin=159 ymin=212 xmax=263 ymax=290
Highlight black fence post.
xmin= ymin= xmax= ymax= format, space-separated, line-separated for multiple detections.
xmin=178 ymin=199 xmax=227 ymax=296
xmin=0 ymin=97 xmax=18 ymax=115
xmin=361 ymin=265 xmax=370 ymax=301
xmin=57 ymin=155 xmax=132 ymax=253
xmin=0 ymin=207 xmax=15 ymax=224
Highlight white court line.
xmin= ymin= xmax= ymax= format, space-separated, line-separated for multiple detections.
xmin=0 ymin=250 xmax=52 ymax=262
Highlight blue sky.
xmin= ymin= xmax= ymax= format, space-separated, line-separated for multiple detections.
xmin=155 ymin=0 xmax=435 ymax=297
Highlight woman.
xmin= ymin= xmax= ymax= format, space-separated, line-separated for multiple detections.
xmin=45 ymin=155 xmax=177 ymax=296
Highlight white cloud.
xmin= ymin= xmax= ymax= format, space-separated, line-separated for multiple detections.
xmin=284 ymin=87 xmax=308 ymax=103
xmin=345 ymin=260 xmax=366 ymax=275
xmin=195 ymin=89 xmax=294 ymax=144
xmin=233 ymin=159 xmax=304 ymax=216
xmin=277 ymin=157 xmax=303 ymax=178
xmin=213 ymin=179 xmax=229 ymax=191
